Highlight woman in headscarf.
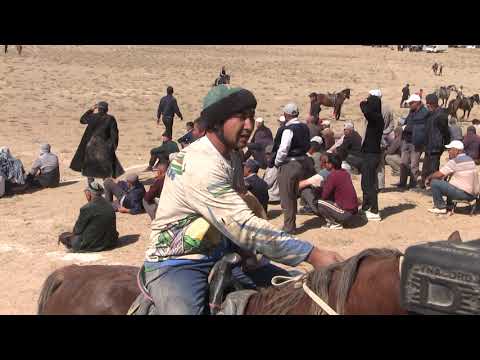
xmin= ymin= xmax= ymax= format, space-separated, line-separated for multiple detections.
xmin=0 ymin=147 xmax=26 ymax=194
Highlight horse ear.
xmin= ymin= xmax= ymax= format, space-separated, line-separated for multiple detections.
xmin=447 ymin=231 xmax=462 ymax=243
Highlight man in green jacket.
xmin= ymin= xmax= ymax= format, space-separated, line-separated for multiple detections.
xmin=58 ymin=181 xmax=119 ymax=252
xmin=147 ymin=132 xmax=180 ymax=171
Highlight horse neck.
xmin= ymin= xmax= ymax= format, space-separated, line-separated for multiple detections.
xmin=342 ymin=255 xmax=406 ymax=315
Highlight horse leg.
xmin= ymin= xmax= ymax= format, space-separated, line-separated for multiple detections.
xmin=16 ymin=45 xmax=22 ymax=55
xmin=4 ymin=45 xmax=7 ymax=54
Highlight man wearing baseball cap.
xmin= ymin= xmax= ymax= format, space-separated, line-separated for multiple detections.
xmin=274 ymin=102 xmax=315 ymax=233
xmin=396 ymin=93 xmax=429 ymax=189
xmin=136 ymin=86 xmax=342 ymax=314
xmin=426 ymin=140 xmax=479 ymax=214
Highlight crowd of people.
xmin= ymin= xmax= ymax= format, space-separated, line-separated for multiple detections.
xmin=3 ymin=63 xmax=480 ymax=315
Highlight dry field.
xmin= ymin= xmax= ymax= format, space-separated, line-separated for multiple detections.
xmin=1 ymin=45 xmax=480 ymax=314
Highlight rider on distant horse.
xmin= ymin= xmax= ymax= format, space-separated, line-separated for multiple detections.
xmin=136 ymin=85 xmax=342 ymax=314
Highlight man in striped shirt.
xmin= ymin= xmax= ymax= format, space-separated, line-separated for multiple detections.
xmin=426 ymin=140 xmax=480 ymax=214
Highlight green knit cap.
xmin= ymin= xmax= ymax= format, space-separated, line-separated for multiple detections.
xmin=202 ymin=85 xmax=243 ymax=110
xmin=200 ymin=85 xmax=257 ymax=129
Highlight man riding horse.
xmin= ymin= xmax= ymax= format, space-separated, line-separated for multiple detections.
xmin=134 ymin=85 xmax=342 ymax=315
xmin=214 ymin=66 xmax=230 ymax=86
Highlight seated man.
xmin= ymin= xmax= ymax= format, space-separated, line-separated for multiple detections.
xmin=332 ymin=122 xmax=363 ymax=172
xmin=0 ymin=146 xmax=27 ymax=195
xmin=143 ymin=161 xmax=169 ymax=220
xmin=307 ymin=136 xmax=325 ymax=173
xmin=299 ymin=154 xmax=358 ymax=229
xmin=26 ymin=144 xmax=60 ymax=188
xmin=177 ymin=122 xmax=195 ymax=149
xmin=385 ymin=126 xmax=403 ymax=176
xmin=426 ymin=140 xmax=480 ymax=214
xmin=58 ymin=181 xmax=119 ymax=252
xmin=243 ymin=159 xmax=269 ymax=213
xmin=463 ymin=126 xmax=480 ymax=164
xmin=147 ymin=132 xmax=180 ymax=171
xmin=262 ymin=145 xmax=280 ymax=204
xmin=103 ymin=174 xmax=146 ymax=215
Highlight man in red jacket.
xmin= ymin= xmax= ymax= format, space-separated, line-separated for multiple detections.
xmin=299 ymin=153 xmax=358 ymax=230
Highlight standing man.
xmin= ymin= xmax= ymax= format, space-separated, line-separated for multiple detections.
xmin=157 ymin=86 xmax=183 ymax=138
xmin=420 ymin=93 xmax=451 ymax=188
xmin=359 ymin=91 xmax=384 ymax=221
xmin=396 ymin=94 xmax=428 ymax=189
xmin=309 ymin=92 xmax=321 ymax=124
xmin=137 ymin=85 xmax=342 ymax=315
xmin=401 ymin=84 xmax=410 ymax=108
xmin=244 ymin=117 xmax=273 ymax=169
xmin=275 ymin=103 xmax=315 ymax=234
xmin=70 ymin=101 xmax=124 ymax=183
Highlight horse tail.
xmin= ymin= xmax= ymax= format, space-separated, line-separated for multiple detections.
xmin=37 ymin=268 xmax=66 ymax=314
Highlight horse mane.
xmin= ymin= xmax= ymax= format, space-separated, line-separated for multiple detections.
xmin=252 ymin=248 xmax=402 ymax=315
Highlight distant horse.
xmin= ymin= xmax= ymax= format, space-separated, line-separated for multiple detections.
xmin=4 ymin=45 xmax=22 ymax=55
xmin=435 ymin=85 xmax=456 ymax=107
xmin=432 ymin=63 xmax=438 ymax=75
xmin=316 ymin=88 xmax=351 ymax=120
xmin=448 ymin=94 xmax=480 ymax=120
xmin=37 ymin=247 xmax=407 ymax=315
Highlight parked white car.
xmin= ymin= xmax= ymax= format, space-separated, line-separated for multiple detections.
xmin=424 ymin=45 xmax=448 ymax=53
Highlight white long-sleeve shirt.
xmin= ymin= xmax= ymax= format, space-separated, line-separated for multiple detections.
xmin=146 ymin=136 xmax=313 ymax=266
xmin=275 ymin=118 xmax=300 ymax=167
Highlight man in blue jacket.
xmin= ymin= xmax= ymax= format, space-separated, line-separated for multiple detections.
xmin=396 ymin=94 xmax=429 ymax=189
xmin=103 ymin=173 xmax=146 ymax=214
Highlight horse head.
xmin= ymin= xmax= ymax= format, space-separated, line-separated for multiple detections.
xmin=447 ymin=85 xmax=457 ymax=91
xmin=341 ymin=88 xmax=351 ymax=99
xmin=472 ymin=94 xmax=480 ymax=104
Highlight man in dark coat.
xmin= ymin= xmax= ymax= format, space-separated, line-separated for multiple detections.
xmin=359 ymin=93 xmax=384 ymax=221
xmin=401 ymin=84 xmax=410 ymax=108
xmin=58 ymin=181 xmax=119 ymax=252
xmin=157 ymin=86 xmax=183 ymax=138
xmin=243 ymin=159 xmax=269 ymax=213
xmin=70 ymin=102 xmax=124 ymax=181
xmin=420 ymin=93 xmax=451 ymax=188
xmin=244 ymin=118 xmax=273 ymax=169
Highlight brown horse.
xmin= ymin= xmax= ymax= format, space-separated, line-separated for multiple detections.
xmin=316 ymin=88 xmax=351 ymax=120
xmin=245 ymin=248 xmax=406 ymax=315
xmin=448 ymin=94 xmax=480 ymax=120
xmin=37 ymin=247 xmax=406 ymax=315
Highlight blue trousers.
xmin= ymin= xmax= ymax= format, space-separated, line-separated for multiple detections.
xmin=144 ymin=260 xmax=290 ymax=315
xmin=431 ymin=179 xmax=475 ymax=209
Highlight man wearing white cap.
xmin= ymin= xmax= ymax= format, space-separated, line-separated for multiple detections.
xmin=274 ymin=103 xmax=315 ymax=233
xmin=244 ymin=117 xmax=273 ymax=169
xmin=426 ymin=140 xmax=479 ymax=214
xmin=396 ymin=93 xmax=428 ymax=189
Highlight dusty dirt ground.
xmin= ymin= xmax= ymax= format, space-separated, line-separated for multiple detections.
xmin=1 ymin=45 xmax=480 ymax=314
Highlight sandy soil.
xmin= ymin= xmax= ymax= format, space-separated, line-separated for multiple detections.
xmin=1 ymin=45 xmax=480 ymax=314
